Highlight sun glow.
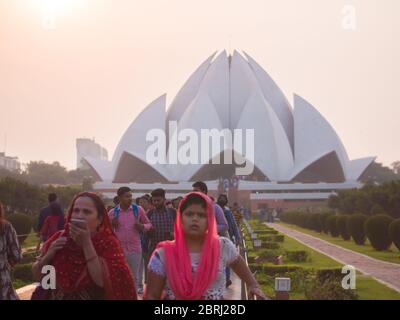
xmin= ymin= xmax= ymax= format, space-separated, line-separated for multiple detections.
xmin=29 ymin=0 xmax=88 ymax=29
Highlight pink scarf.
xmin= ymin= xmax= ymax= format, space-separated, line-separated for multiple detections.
xmin=156 ymin=192 xmax=220 ymax=300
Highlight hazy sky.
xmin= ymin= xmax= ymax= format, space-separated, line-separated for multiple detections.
xmin=0 ymin=0 xmax=399 ymax=170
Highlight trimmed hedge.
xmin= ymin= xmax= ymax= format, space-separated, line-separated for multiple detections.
xmin=261 ymin=242 xmax=280 ymax=250
xmin=326 ymin=215 xmax=340 ymax=237
xmin=389 ymin=219 xmax=400 ymax=251
xmin=285 ymin=250 xmax=309 ymax=262
xmin=364 ymin=214 xmax=393 ymax=251
xmin=12 ymin=263 xmax=34 ymax=282
xmin=311 ymin=213 xmax=323 ymax=233
xmin=316 ymin=268 xmax=344 ymax=284
xmin=262 ymin=265 xmax=303 ymax=276
xmin=336 ymin=215 xmax=351 ymax=241
xmin=322 ymin=213 xmax=334 ymax=234
xmin=347 ymin=214 xmax=368 ymax=245
xmin=6 ymin=213 xmax=32 ymax=243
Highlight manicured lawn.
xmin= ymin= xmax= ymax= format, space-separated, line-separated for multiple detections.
xmin=275 ymin=231 xmax=342 ymax=269
xmin=278 ymin=222 xmax=400 ymax=265
xmin=13 ymin=279 xmax=31 ymax=290
xmin=21 ymin=231 xmax=39 ymax=250
xmin=246 ymin=220 xmax=400 ymax=300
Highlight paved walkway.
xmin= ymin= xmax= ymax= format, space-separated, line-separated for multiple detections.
xmin=266 ymin=223 xmax=400 ymax=293
xmin=18 ymin=271 xmax=242 ymax=300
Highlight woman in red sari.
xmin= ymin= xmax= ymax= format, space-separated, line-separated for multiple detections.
xmin=32 ymin=192 xmax=137 ymax=300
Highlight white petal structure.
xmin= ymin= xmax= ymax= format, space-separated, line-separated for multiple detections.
xmin=85 ymin=51 xmax=375 ymax=183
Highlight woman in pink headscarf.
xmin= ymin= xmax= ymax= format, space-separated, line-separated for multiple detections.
xmin=144 ymin=191 xmax=266 ymax=300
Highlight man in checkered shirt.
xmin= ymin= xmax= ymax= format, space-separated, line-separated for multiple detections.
xmin=146 ymin=188 xmax=176 ymax=257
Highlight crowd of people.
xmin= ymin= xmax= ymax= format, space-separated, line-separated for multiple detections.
xmin=0 ymin=181 xmax=267 ymax=300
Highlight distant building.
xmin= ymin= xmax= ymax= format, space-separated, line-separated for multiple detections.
xmin=0 ymin=152 xmax=21 ymax=171
xmin=76 ymin=138 xmax=108 ymax=169
xmin=85 ymin=51 xmax=375 ymax=209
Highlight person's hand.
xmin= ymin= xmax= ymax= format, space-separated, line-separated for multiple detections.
xmin=69 ymin=222 xmax=91 ymax=247
xmin=248 ymin=285 xmax=269 ymax=300
xmin=134 ymin=222 xmax=144 ymax=232
xmin=112 ymin=217 xmax=119 ymax=230
xmin=46 ymin=237 xmax=67 ymax=260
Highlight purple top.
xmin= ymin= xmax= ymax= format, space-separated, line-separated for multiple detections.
xmin=214 ymin=203 xmax=229 ymax=236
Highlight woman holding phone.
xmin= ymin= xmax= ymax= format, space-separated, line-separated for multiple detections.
xmin=145 ymin=192 xmax=267 ymax=300
xmin=32 ymin=192 xmax=137 ymax=300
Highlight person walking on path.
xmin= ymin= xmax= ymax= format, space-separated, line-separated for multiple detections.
xmin=192 ymin=181 xmax=229 ymax=237
xmin=0 ymin=202 xmax=22 ymax=300
xmin=108 ymin=187 xmax=151 ymax=294
xmin=217 ymin=194 xmax=242 ymax=288
xmin=145 ymin=192 xmax=267 ymax=300
xmin=37 ymin=193 xmax=64 ymax=250
xmin=32 ymin=192 xmax=137 ymax=300
xmin=146 ymin=189 xmax=176 ymax=263
xmin=40 ymin=202 xmax=65 ymax=243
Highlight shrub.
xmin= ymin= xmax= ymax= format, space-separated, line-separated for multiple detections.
xmin=256 ymin=249 xmax=282 ymax=261
xmin=316 ymin=268 xmax=343 ymax=284
xmin=6 ymin=213 xmax=32 ymax=243
xmin=299 ymin=213 xmax=309 ymax=229
xmin=262 ymin=265 xmax=302 ymax=276
xmin=12 ymin=263 xmax=34 ymax=282
xmin=364 ymin=214 xmax=394 ymax=251
xmin=248 ymin=263 xmax=264 ymax=273
xmin=305 ymin=215 xmax=314 ymax=230
xmin=272 ymin=235 xmax=284 ymax=242
xmin=321 ymin=213 xmax=334 ymax=234
xmin=305 ymin=277 xmax=358 ymax=300
xmin=261 ymin=242 xmax=280 ymax=250
xmin=285 ymin=250 xmax=309 ymax=262
xmin=311 ymin=214 xmax=323 ymax=233
xmin=326 ymin=215 xmax=339 ymax=237
xmin=254 ymin=230 xmax=278 ymax=235
xmin=347 ymin=214 xmax=368 ymax=245
xmin=389 ymin=219 xmax=400 ymax=251
xmin=336 ymin=215 xmax=351 ymax=240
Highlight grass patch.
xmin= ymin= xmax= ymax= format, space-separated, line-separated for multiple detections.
xmin=12 ymin=279 xmax=31 ymax=290
xmin=278 ymin=222 xmax=400 ymax=264
xmin=21 ymin=231 xmax=39 ymax=250
xmin=356 ymin=276 xmax=400 ymax=300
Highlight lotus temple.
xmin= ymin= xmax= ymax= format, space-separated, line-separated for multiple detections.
xmin=84 ymin=50 xmax=375 ymax=210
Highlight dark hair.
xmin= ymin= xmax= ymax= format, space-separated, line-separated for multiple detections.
xmin=192 ymin=181 xmax=208 ymax=194
xmin=48 ymin=193 xmax=57 ymax=203
xmin=218 ymin=194 xmax=228 ymax=203
xmin=113 ymin=196 xmax=120 ymax=206
xmin=117 ymin=187 xmax=131 ymax=197
xmin=144 ymin=194 xmax=151 ymax=200
xmin=135 ymin=197 xmax=141 ymax=205
xmin=50 ymin=202 xmax=63 ymax=216
xmin=151 ymin=188 xmax=165 ymax=198
xmin=68 ymin=192 xmax=106 ymax=221
xmin=180 ymin=193 xmax=207 ymax=213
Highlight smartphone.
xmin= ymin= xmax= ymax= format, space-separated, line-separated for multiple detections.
xmin=70 ymin=218 xmax=87 ymax=228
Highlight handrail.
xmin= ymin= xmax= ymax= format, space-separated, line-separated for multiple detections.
xmin=239 ymin=225 xmax=257 ymax=300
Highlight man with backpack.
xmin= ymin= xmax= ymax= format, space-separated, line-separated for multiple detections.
xmin=108 ymin=187 xmax=151 ymax=294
